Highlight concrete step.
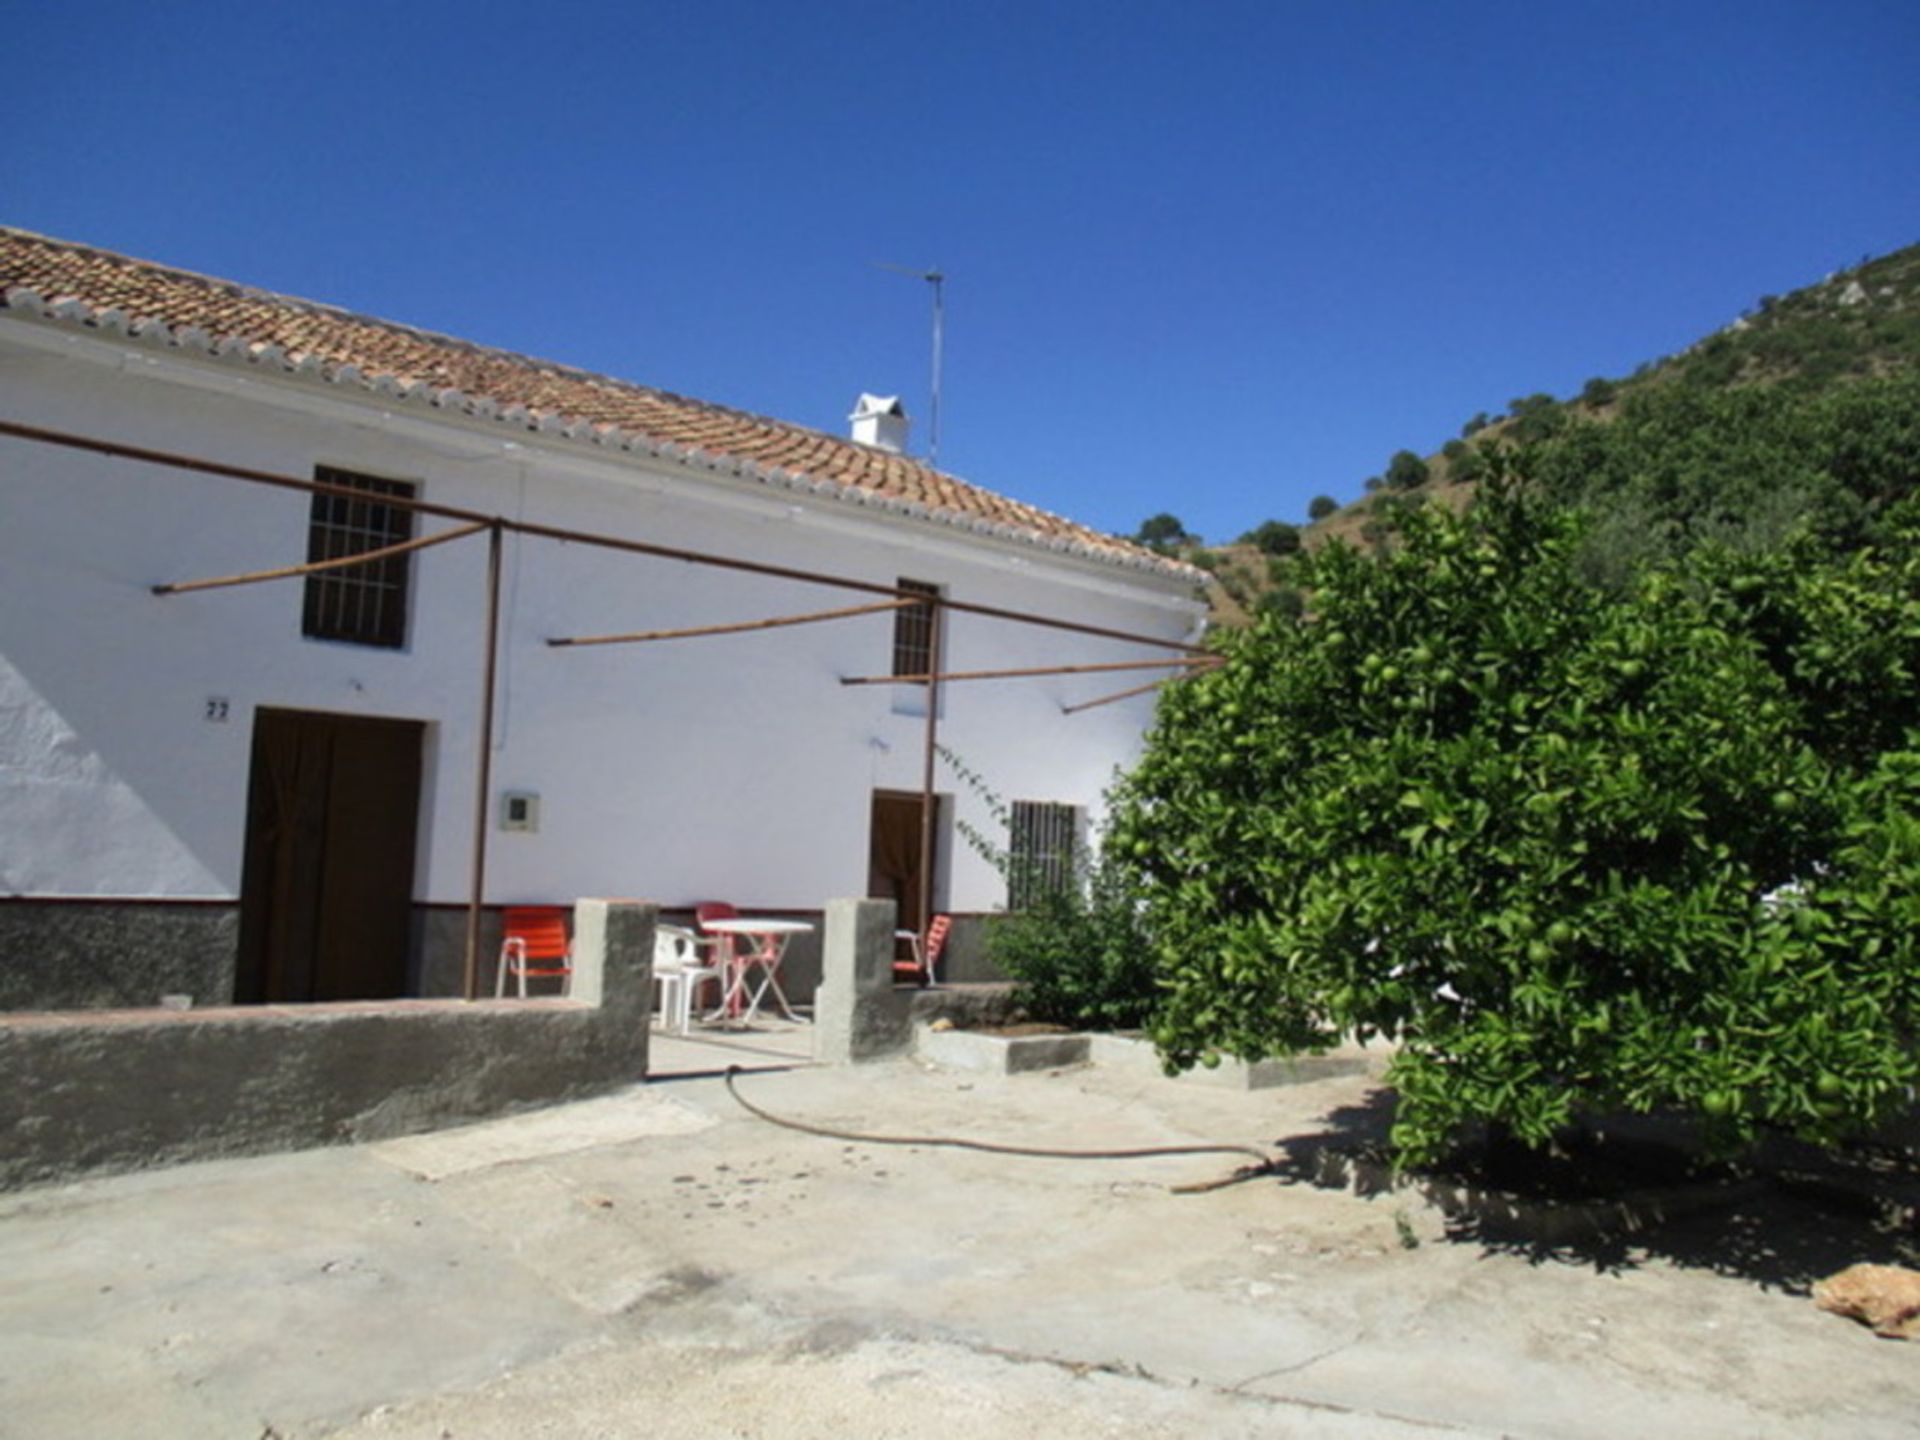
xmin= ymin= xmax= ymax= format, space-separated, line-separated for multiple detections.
xmin=912 ymin=1022 xmax=1393 ymax=1088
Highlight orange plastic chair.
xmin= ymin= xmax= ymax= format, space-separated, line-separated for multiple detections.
xmin=893 ymin=914 xmax=951 ymax=987
xmin=495 ymin=905 xmax=573 ymax=997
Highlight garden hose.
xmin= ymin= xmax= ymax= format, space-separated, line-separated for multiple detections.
xmin=723 ymin=1065 xmax=1277 ymax=1195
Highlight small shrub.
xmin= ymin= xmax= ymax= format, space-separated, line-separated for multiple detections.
xmin=1308 ymin=494 xmax=1340 ymax=521
xmin=986 ymin=859 xmax=1161 ymax=1032
xmin=1507 ymin=393 xmax=1566 ymax=443
xmin=1259 ymin=585 xmax=1306 ymax=620
xmin=1135 ymin=512 xmax=1191 ymax=552
xmin=1243 ymin=519 xmax=1302 ymax=557
xmin=1386 ymin=450 xmax=1429 ymax=491
xmin=939 ymin=746 xmax=1161 ymax=1031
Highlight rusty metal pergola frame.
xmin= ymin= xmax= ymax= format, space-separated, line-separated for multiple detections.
xmin=2 ymin=417 xmax=1216 ymax=999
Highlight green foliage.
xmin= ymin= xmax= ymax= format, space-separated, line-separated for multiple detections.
xmin=1188 ymin=548 xmax=1220 ymax=572
xmin=985 ymin=858 xmax=1163 ymax=1032
xmin=1243 ymin=519 xmax=1302 ymax=557
xmin=1524 ymin=372 xmax=1920 ymax=581
xmin=1259 ymin=585 xmax=1305 ymax=621
xmin=1308 ymin=494 xmax=1341 ymax=521
xmin=1109 ymin=480 xmax=1920 ymax=1166
xmin=1462 ymin=412 xmax=1491 ymax=438
xmin=1506 ymin=393 xmax=1566 ymax=443
xmin=939 ymin=746 xmax=1161 ymax=1031
xmin=1441 ymin=439 xmax=1469 ymax=462
xmin=1580 ymin=376 xmax=1617 ymax=407
xmin=1386 ymin=449 xmax=1429 ymax=490
xmin=1135 ymin=512 xmax=1192 ymax=551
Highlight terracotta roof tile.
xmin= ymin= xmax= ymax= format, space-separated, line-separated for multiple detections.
xmin=0 ymin=226 xmax=1193 ymax=580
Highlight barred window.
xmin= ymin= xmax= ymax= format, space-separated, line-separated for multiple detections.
xmin=302 ymin=466 xmax=416 ymax=649
xmin=1009 ymin=800 xmax=1079 ymax=910
xmin=891 ymin=578 xmax=940 ymax=679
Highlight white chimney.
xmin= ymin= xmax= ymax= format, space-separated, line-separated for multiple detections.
xmin=849 ymin=393 xmax=910 ymax=455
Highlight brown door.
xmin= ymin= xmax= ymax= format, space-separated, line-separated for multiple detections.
xmin=235 ymin=708 xmax=424 ymax=1003
xmin=869 ymin=790 xmax=937 ymax=937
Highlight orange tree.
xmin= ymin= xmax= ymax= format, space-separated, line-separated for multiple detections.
xmin=1109 ymin=480 xmax=1920 ymax=1164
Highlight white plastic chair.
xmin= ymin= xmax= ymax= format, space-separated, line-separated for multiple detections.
xmin=652 ymin=924 xmax=722 ymax=1035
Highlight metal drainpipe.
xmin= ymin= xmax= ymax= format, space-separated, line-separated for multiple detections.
xmin=463 ymin=521 xmax=504 ymax=999
xmin=917 ymin=595 xmax=943 ymax=949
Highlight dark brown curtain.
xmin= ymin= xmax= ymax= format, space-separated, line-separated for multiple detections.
xmin=236 ymin=711 xmax=420 ymax=1003
xmin=868 ymin=792 xmax=925 ymax=935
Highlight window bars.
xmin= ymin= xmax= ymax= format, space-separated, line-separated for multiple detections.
xmin=891 ymin=578 xmax=941 ymax=680
xmin=302 ymin=466 xmax=417 ymax=648
xmin=1009 ymin=800 xmax=1079 ymax=910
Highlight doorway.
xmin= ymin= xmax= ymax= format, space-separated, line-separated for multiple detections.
xmin=868 ymin=789 xmax=942 ymax=940
xmin=235 ymin=708 xmax=425 ymax=1003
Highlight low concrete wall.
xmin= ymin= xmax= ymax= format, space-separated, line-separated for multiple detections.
xmin=0 ymin=900 xmax=656 ymax=1191
xmin=916 ymin=1023 xmax=1090 ymax=1074
xmin=813 ymin=899 xmax=1018 ymax=1064
xmin=928 ymin=914 xmax=1004 ymax=985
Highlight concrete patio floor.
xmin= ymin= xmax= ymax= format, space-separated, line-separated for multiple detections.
xmin=3 ymin=1032 xmax=1916 ymax=1439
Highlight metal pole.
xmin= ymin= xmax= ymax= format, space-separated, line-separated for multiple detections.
xmin=463 ymin=521 xmax=505 ymax=999
xmin=917 ymin=596 xmax=943 ymax=948
xmin=841 ymin=655 xmax=1217 ymax=686
xmin=547 ymin=597 xmax=914 ymax=649
xmin=1061 ymin=676 xmax=1184 ymax=715
xmin=152 ymin=520 xmax=488 ymax=595
xmin=928 ymin=271 xmax=944 ymax=471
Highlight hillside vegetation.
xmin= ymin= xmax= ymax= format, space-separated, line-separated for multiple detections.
xmin=1150 ymin=241 xmax=1920 ymax=622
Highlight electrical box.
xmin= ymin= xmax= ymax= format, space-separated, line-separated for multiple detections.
xmin=500 ymin=791 xmax=540 ymax=833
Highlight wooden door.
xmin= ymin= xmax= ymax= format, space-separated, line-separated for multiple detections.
xmin=869 ymin=789 xmax=935 ymax=938
xmin=235 ymin=709 xmax=424 ymax=1002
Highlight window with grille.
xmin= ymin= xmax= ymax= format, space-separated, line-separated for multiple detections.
xmin=1009 ymin=800 xmax=1079 ymax=910
xmin=891 ymin=578 xmax=940 ymax=680
xmin=302 ymin=466 xmax=417 ymax=649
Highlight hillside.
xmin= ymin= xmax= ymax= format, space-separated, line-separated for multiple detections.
xmin=1178 ymin=241 xmax=1920 ymax=623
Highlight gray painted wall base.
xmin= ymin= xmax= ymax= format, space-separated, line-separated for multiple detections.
xmin=0 ymin=902 xmax=238 ymax=1011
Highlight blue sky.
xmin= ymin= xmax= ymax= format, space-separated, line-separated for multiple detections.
xmin=6 ymin=2 xmax=1916 ymax=544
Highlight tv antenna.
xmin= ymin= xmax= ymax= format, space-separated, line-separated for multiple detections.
xmin=872 ymin=261 xmax=945 ymax=468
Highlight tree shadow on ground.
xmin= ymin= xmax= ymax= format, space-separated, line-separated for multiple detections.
xmin=1266 ymin=1088 xmax=1920 ymax=1295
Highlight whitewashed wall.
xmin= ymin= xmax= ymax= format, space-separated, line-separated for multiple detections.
xmin=0 ymin=318 xmax=1201 ymax=916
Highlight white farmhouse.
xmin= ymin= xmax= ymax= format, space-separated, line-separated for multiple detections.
xmin=0 ymin=227 xmax=1204 ymax=1010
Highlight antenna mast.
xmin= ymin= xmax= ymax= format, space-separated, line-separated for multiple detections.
xmin=873 ymin=262 xmax=945 ymax=468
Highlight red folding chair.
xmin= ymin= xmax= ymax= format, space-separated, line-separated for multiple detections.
xmin=695 ymin=901 xmax=745 ymax=1018
xmin=495 ymin=905 xmax=573 ymax=997
xmin=893 ymin=914 xmax=951 ymax=987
